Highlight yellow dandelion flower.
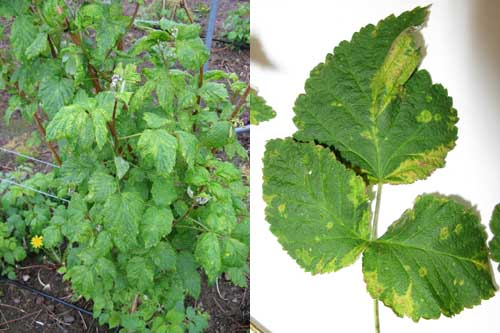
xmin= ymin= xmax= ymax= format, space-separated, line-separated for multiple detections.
xmin=31 ymin=235 xmax=43 ymax=249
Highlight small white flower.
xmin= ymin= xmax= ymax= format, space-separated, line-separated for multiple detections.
xmin=195 ymin=196 xmax=210 ymax=205
xmin=111 ymin=74 xmax=121 ymax=89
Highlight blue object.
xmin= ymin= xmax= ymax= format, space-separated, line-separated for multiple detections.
xmin=204 ymin=0 xmax=219 ymax=72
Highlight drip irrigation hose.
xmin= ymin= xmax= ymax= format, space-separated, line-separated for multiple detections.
xmin=0 ymin=278 xmax=121 ymax=332
xmin=204 ymin=0 xmax=219 ymax=72
xmin=0 ymin=277 xmax=93 ymax=316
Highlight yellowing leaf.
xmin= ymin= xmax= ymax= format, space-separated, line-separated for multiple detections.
xmin=138 ymin=129 xmax=178 ymax=176
xmin=363 ymin=195 xmax=495 ymax=321
xmin=293 ymin=6 xmax=457 ymax=185
xmin=263 ymin=138 xmax=371 ymax=274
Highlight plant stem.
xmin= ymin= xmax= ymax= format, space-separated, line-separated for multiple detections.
xmin=371 ymin=183 xmax=383 ymax=239
xmin=373 ymin=300 xmax=380 ymax=333
xmin=181 ymin=0 xmax=194 ymax=24
xmin=231 ymin=84 xmax=251 ymax=120
xmin=33 ymin=108 xmax=62 ymax=166
xmin=371 ymin=182 xmax=383 ymax=333
xmin=119 ymin=133 xmax=142 ymax=140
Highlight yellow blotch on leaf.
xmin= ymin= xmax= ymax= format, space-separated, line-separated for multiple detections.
xmin=364 ymin=271 xmax=385 ymax=298
xmin=391 ymin=283 xmax=415 ymax=319
xmin=454 ymin=224 xmax=463 ymax=235
xmin=418 ymin=267 xmax=428 ymax=277
xmin=416 ymin=109 xmax=433 ymax=123
xmin=439 ymin=227 xmax=449 ymax=240
xmin=278 ymin=203 xmax=286 ymax=214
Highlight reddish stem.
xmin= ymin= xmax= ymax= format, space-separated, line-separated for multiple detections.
xmin=231 ymin=84 xmax=251 ymax=119
xmin=34 ymin=109 xmax=62 ymax=166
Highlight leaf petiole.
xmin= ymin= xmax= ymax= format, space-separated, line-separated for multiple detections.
xmin=371 ymin=183 xmax=383 ymax=333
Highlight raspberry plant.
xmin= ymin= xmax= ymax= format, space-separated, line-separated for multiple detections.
xmin=0 ymin=1 xmax=249 ymax=331
xmin=262 ymin=6 xmax=496 ymax=331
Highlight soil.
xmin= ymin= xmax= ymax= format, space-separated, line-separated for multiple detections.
xmin=0 ymin=1 xmax=250 ymax=332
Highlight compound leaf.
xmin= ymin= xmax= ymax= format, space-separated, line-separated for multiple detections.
xmin=293 ymin=6 xmax=458 ymax=185
xmin=363 ymin=195 xmax=495 ymax=321
xmin=249 ymin=89 xmax=276 ymax=125
xmin=489 ymin=204 xmax=500 ymax=272
xmin=138 ymin=129 xmax=177 ymax=176
xmin=263 ymin=138 xmax=371 ymax=274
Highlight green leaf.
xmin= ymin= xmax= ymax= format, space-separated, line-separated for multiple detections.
xmin=250 ymin=89 xmax=276 ymax=125
xmin=176 ymin=251 xmax=201 ymax=299
xmin=126 ymin=257 xmax=154 ymax=292
xmin=91 ymin=108 xmax=108 ymax=149
xmin=195 ymin=232 xmax=221 ymax=283
xmin=488 ymin=204 xmax=500 ymax=272
xmin=156 ymin=76 xmax=175 ymax=112
xmin=0 ymin=0 xmax=29 ymax=17
xmin=138 ymin=129 xmax=178 ymax=176
xmin=151 ymin=241 xmax=176 ymax=271
xmin=144 ymin=112 xmax=169 ymax=129
xmin=103 ymin=192 xmax=144 ymax=251
xmin=293 ymin=6 xmax=457 ymax=185
xmin=222 ymin=238 xmax=248 ymax=268
xmin=263 ymin=138 xmax=371 ymax=274
xmin=94 ymin=231 xmax=113 ymax=257
xmin=159 ymin=18 xmax=201 ymax=40
xmin=46 ymin=105 xmax=89 ymax=141
xmin=25 ymin=33 xmax=49 ymax=60
xmin=114 ymin=156 xmax=130 ymax=179
xmin=226 ymin=265 xmax=248 ymax=288
xmin=67 ymin=266 xmax=95 ymax=297
xmin=10 ymin=15 xmax=37 ymax=60
xmin=363 ymin=195 xmax=495 ymax=321
xmin=175 ymin=131 xmax=198 ymax=169
xmin=39 ymin=78 xmax=75 ymax=116
xmin=87 ymin=172 xmax=117 ymax=202
xmin=185 ymin=166 xmax=210 ymax=186
xmin=200 ymin=121 xmax=234 ymax=148
xmin=166 ymin=309 xmax=185 ymax=325
xmin=176 ymin=38 xmax=210 ymax=70
xmin=141 ymin=206 xmax=174 ymax=248
xmin=198 ymin=82 xmax=228 ymax=105
xmin=42 ymin=225 xmax=62 ymax=248
xmin=151 ymin=177 xmax=178 ymax=206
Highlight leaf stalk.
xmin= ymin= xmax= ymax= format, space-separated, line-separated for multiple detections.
xmin=371 ymin=183 xmax=383 ymax=333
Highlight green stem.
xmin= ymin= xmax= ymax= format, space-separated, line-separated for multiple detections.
xmin=119 ymin=133 xmax=142 ymax=140
xmin=49 ymin=248 xmax=61 ymax=264
xmin=371 ymin=183 xmax=383 ymax=239
xmin=371 ymin=183 xmax=383 ymax=333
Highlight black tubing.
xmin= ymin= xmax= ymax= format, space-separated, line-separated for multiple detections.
xmin=0 ymin=277 xmax=93 ymax=316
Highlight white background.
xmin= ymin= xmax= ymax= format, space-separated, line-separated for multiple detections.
xmin=250 ymin=0 xmax=500 ymax=332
